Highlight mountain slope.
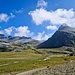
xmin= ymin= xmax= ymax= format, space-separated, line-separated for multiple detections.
xmin=37 ymin=24 xmax=75 ymax=48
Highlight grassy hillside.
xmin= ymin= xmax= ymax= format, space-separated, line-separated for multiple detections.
xmin=0 ymin=49 xmax=75 ymax=75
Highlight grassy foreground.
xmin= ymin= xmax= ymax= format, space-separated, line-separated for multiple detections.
xmin=0 ymin=49 xmax=75 ymax=75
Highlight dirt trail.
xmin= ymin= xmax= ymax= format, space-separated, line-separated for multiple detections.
xmin=16 ymin=67 xmax=47 ymax=75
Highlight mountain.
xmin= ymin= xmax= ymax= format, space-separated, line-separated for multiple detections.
xmin=37 ymin=24 xmax=75 ymax=48
xmin=0 ymin=34 xmax=40 ymax=45
xmin=0 ymin=34 xmax=40 ymax=52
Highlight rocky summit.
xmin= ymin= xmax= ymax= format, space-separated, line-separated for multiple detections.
xmin=37 ymin=24 xmax=75 ymax=48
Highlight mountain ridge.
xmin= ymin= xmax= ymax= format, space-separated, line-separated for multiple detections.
xmin=0 ymin=34 xmax=40 ymax=45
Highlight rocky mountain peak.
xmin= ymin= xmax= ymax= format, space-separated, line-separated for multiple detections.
xmin=58 ymin=24 xmax=69 ymax=30
xmin=58 ymin=24 xmax=75 ymax=33
xmin=37 ymin=24 xmax=75 ymax=48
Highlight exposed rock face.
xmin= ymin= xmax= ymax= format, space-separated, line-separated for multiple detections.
xmin=37 ymin=24 xmax=75 ymax=48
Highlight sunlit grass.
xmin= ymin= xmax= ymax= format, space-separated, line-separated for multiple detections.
xmin=0 ymin=49 xmax=75 ymax=75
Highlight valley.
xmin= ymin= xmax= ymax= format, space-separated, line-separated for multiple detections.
xmin=0 ymin=0 xmax=75 ymax=74
xmin=0 ymin=48 xmax=75 ymax=75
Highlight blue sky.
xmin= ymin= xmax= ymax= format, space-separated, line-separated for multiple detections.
xmin=0 ymin=0 xmax=75 ymax=41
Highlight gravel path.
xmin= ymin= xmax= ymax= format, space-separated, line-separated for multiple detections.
xmin=16 ymin=67 xmax=47 ymax=75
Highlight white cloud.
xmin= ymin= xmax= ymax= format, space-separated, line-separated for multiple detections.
xmin=0 ymin=13 xmax=15 ymax=22
xmin=1 ymin=26 xmax=33 ymax=37
xmin=14 ymin=26 xmax=33 ymax=37
xmin=4 ymin=26 xmax=14 ymax=35
xmin=46 ymin=25 xmax=58 ymax=30
xmin=33 ymin=31 xmax=53 ymax=41
xmin=29 ymin=8 xmax=75 ymax=27
xmin=13 ymin=8 xmax=24 ymax=13
xmin=29 ymin=8 xmax=49 ymax=25
xmin=37 ymin=0 xmax=47 ymax=8
xmin=10 ymin=13 xmax=15 ymax=18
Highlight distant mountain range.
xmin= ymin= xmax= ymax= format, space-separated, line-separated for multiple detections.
xmin=0 ymin=34 xmax=40 ymax=45
xmin=0 ymin=34 xmax=41 ymax=52
xmin=37 ymin=24 xmax=75 ymax=48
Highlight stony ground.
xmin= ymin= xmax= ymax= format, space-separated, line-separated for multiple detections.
xmin=16 ymin=67 xmax=46 ymax=75
xmin=32 ymin=61 xmax=75 ymax=75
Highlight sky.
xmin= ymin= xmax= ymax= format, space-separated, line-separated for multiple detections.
xmin=0 ymin=0 xmax=75 ymax=41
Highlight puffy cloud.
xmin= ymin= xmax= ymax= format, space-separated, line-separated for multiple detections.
xmin=14 ymin=26 xmax=33 ymax=37
xmin=33 ymin=31 xmax=53 ymax=41
xmin=29 ymin=8 xmax=75 ymax=27
xmin=37 ymin=0 xmax=47 ymax=8
xmin=0 ymin=13 xmax=15 ymax=22
xmin=4 ymin=27 xmax=14 ymax=35
xmin=46 ymin=25 xmax=58 ymax=30
xmin=2 ymin=26 xmax=33 ymax=37
xmin=29 ymin=8 xmax=48 ymax=25
xmin=0 ymin=25 xmax=53 ymax=41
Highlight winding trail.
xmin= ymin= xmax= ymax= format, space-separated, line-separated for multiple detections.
xmin=16 ymin=55 xmax=66 ymax=75
xmin=16 ymin=67 xmax=47 ymax=75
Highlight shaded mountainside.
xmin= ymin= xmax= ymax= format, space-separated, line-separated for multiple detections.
xmin=37 ymin=24 xmax=75 ymax=48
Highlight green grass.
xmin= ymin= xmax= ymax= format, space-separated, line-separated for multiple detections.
xmin=0 ymin=49 xmax=75 ymax=75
